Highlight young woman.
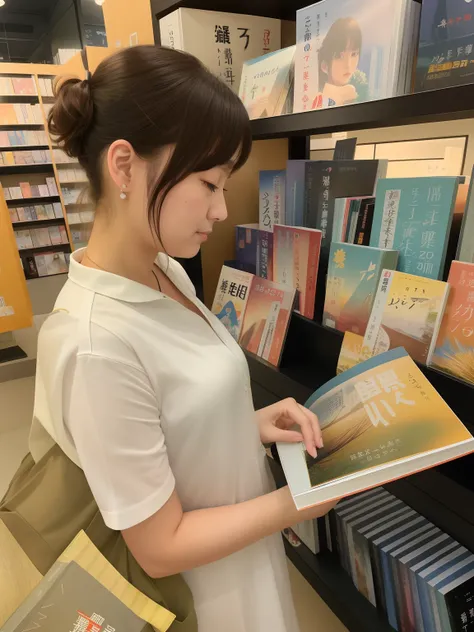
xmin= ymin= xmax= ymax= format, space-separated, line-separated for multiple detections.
xmin=31 ymin=46 xmax=335 ymax=632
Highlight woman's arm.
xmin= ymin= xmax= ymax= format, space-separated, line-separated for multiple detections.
xmin=123 ymin=487 xmax=335 ymax=578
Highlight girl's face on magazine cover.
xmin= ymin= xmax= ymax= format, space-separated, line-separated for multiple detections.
xmin=326 ymin=48 xmax=360 ymax=86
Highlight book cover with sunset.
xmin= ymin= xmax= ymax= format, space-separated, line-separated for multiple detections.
xmin=324 ymin=243 xmax=398 ymax=336
xmin=431 ymin=261 xmax=474 ymax=385
xmin=337 ymin=331 xmax=364 ymax=375
xmin=239 ymin=277 xmax=296 ymax=366
xmin=277 ymin=348 xmax=474 ymax=510
xmin=362 ymin=270 xmax=450 ymax=365
xmin=273 ymin=224 xmax=322 ymax=319
xmin=211 ymin=265 xmax=254 ymax=341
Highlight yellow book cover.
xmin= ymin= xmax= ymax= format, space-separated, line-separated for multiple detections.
xmin=277 ymin=348 xmax=474 ymax=510
xmin=337 ymin=331 xmax=364 ymax=375
xmin=362 ymin=270 xmax=450 ymax=365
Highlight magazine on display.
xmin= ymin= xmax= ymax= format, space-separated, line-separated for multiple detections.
xmin=277 ymin=348 xmax=474 ymax=511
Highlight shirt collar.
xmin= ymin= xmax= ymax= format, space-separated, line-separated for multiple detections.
xmin=68 ymin=248 xmax=170 ymax=303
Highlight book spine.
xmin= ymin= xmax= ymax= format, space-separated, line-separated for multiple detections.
xmin=362 ymin=270 xmax=394 ymax=357
xmin=353 ymin=200 xmax=370 ymax=245
xmin=358 ymin=203 xmax=375 ymax=246
xmin=303 ymin=232 xmax=320 ymax=320
xmin=427 ymin=285 xmax=451 ymax=366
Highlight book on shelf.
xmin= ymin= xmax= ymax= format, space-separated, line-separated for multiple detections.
xmin=324 ymin=243 xmax=398 ymax=336
xmin=337 ymin=331 xmax=364 ymax=375
xmin=456 ymin=165 xmax=474 ymax=264
xmin=431 ymin=260 xmax=474 ymax=385
xmin=159 ymin=8 xmax=281 ymax=93
xmin=239 ymin=276 xmax=296 ymax=366
xmin=239 ymin=45 xmax=296 ymax=118
xmin=236 ymin=223 xmax=259 ymax=274
xmin=211 ymin=265 xmax=254 ymax=341
xmin=362 ymin=269 xmax=450 ymax=365
xmin=273 ymin=224 xmax=322 ymax=320
xmin=0 ymin=103 xmax=42 ymax=125
xmin=277 ymin=347 xmax=474 ymax=510
xmin=288 ymin=519 xmax=320 ymax=555
xmin=257 ymin=229 xmax=273 ymax=280
xmin=2 ymin=530 xmax=174 ymax=632
xmin=0 ymin=129 xmax=48 ymax=147
xmin=369 ymin=176 xmax=460 ymax=280
xmin=34 ymin=252 xmax=69 ymax=277
xmin=415 ymin=0 xmax=474 ymax=93
xmin=259 ymin=169 xmax=285 ymax=231
xmin=10 ymin=77 xmax=37 ymax=96
xmin=294 ymin=0 xmax=421 ymax=113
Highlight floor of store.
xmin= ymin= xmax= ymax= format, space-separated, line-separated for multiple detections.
xmin=0 ymin=376 xmax=347 ymax=632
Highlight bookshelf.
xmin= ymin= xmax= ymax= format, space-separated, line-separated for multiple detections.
xmin=238 ymin=65 xmax=474 ymax=632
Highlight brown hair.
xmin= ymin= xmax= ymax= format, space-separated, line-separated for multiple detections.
xmin=48 ymin=45 xmax=252 ymax=231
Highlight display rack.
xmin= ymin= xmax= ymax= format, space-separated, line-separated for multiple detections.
xmin=244 ymin=85 xmax=474 ymax=632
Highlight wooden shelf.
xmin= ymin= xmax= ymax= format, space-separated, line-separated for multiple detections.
xmin=250 ymin=84 xmax=474 ymax=140
xmin=18 ymin=243 xmax=71 ymax=256
xmin=0 ymin=95 xmax=39 ymax=104
xmin=0 ymin=164 xmax=53 ymax=175
xmin=12 ymin=218 xmax=65 ymax=229
xmin=7 ymin=195 xmax=60 ymax=207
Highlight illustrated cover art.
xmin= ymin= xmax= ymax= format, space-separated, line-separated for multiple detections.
xmin=2 ymin=531 xmax=174 ymax=632
xmin=273 ymin=224 xmax=322 ymax=319
xmin=239 ymin=277 xmax=296 ymax=366
xmin=281 ymin=348 xmax=473 ymax=494
xmin=370 ymin=177 xmax=459 ymax=280
xmin=415 ymin=0 xmax=474 ymax=93
xmin=239 ymin=46 xmax=296 ymax=118
xmin=211 ymin=265 xmax=254 ymax=340
xmin=294 ymin=0 xmax=404 ymax=113
xmin=235 ymin=223 xmax=259 ymax=274
xmin=337 ymin=331 xmax=364 ymax=375
xmin=431 ymin=261 xmax=474 ymax=385
xmin=324 ymin=243 xmax=398 ymax=335
xmin=259 ymin=169 xmax=286 ymax=230
xmin=363 ymin=270 xmax=450 ymax=365
xmin=457 ymin=165 xmax=474 ymax=264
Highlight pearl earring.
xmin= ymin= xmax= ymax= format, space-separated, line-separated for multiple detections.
xmin=120 ymin=185 xmax=127 ymax=200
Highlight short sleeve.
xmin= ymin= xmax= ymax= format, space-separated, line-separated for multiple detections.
xmin=64 ymin=353 xmax=175 ymax=531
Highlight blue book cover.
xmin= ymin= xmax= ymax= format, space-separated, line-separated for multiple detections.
xmin=285 ymin=160 xmax=308 ymax=226
xmin=369 ymin=177 xmax=459 ymax=279
xmin=417 ymin=545 xmax=472 ymax=631
xmin=259 ymin=170 xmax=286 ymax=231
xmin=235 ymin=223 xmax=259 ymax=275
xmin=416 ymin=0 xmax=474 ymax=93
xmin=324 ymin=242 xmax=398 ymax=335
xmin=256 ymin=229 xmax=273 ymax=280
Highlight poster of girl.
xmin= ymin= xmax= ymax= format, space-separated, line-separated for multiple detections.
xmin=294 ymin=0 xmax=413 ymax=112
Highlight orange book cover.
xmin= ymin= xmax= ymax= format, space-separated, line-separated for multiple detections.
xmin=431 ymin=261 xmax=474 ymax=385
xmin=239 ymin=277 xmax=296 ymax=366
xmin=20 ymin=182 xmax=32 ymax=198
xmin=0 ymin=104 xmax=18 ymax=125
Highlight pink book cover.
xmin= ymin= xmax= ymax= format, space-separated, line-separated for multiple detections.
xmin=273 ymin=224 xmax=322 ymax=319
xmin=239 ymin=277 xmax=296 ymax=367
xmin=431 ymin=261 xmax=474 ymax=385
xmin=12 ymin=77 xmax=36 ymax=95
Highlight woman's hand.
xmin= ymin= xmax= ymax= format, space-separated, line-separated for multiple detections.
xmin=256 ymin=398 xmax=323 ymax=458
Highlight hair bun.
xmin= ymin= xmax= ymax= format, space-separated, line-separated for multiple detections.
xmin=48 ymin=76 xmax=94 ymax=159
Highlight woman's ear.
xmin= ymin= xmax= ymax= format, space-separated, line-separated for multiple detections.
xmin=107 ymin=139 xmax=134 ymax=190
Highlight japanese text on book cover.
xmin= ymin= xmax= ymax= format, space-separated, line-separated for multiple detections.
xmin=294 ymin=0 xmax=397 ymax=112
xmin=304 ymin=349 xmax=472 ymax=488
xmin=370 ymin=177 xmax=458 ymax=280
xmin=324 ymin=243 xmax=398 ymax=335
xmin=431 ymin=261 xmax=474 ymax=385
xmin=363 ymin=270 xmax=449 ymax=365
xmin=259 ymin=170 xmax=286 ymax=231
xmin=239 ymin=278 xmax=295 ymax=366
xmin=211 ymin=266 xmax=253 ymax=340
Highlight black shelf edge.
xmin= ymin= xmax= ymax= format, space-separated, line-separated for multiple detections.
xmin=284 ymin=541 xmax=395 ymax=632
xmin=250 ymin=84 xmax=474 ymax=139
xmin=7 ymin=195 xmax=60 ymax=207
xmin=1 ymin=124 xmax=44 ymax=131
xmin=0 ymin=163 xmax=53 ymax=175
xmin=0 ymin=95 xmax=39 ymax=104
xmin=0 ymin=345 xmax=27 ymax=365
xmin=0 ymin=145 xmax=50 ymax=152
xmin=12 ymin=218 xmax=65 ymax=229
xmin=153 ymin=0 xmax=309 ymax=20
xmin=18 ymin=243 xmax=71 ymax=256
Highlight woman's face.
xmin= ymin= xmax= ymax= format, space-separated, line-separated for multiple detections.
xmin=159 ymin=166 xmax=230 ymax=258
xmin=327 ymin=48 xmax=360 ymax=86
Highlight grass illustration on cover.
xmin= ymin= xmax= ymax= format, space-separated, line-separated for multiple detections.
xmin=277 ymin=348 xmax=474 ymax=510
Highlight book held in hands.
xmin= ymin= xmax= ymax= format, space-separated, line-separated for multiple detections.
xmin=277 ymin=348 xmax=474 ymax=510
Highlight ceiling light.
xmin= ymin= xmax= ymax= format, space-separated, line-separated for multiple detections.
xmin=0 ymin=1 xmax=5 ymax=7
xmin=95 ymin=0 xmax=105 ymax=6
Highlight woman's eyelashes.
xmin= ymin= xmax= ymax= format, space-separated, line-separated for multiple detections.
xmin=203 ymin=180 xmax=218 ymax=193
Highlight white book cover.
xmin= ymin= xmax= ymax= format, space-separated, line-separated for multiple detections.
xmin=159 ymin=8 xmax=281 ymax=93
